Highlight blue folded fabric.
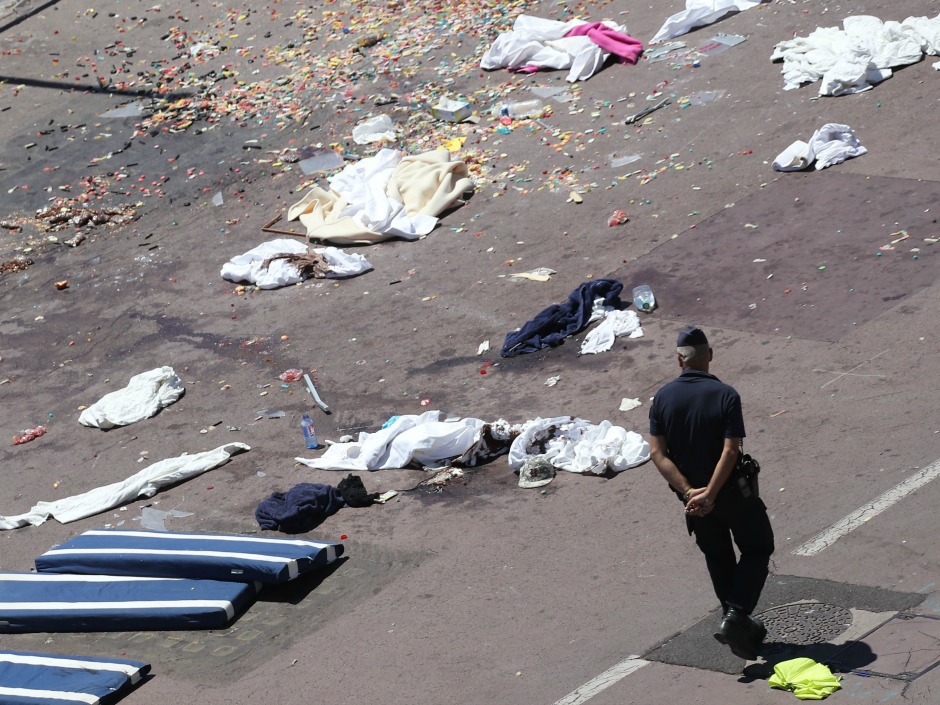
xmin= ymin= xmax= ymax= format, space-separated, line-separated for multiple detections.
xmin=501 ymin=279 xmax=624 ymax=357
xmin=255 ymin=483 xmax=345 ymax=534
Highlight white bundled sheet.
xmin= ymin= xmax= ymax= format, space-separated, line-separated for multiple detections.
xmin=79 ymin=367 xmax=184 ymax=429
xmin=772 ymin=14 xmax=940 ymax=95
xmin=508 ymin=417 xmax=650 ymax=475
xmin=0 ymin=443 xmax=250 ymax=530
xmin=651 ymin=0 xmax=767 ymax=44
xmin=220 ymin=239 xmax=373 ymax=289
xmin=481 ymin=15 xmax=624 ymax=82
xmin=296 ymin=411 xmax=483 ymax=471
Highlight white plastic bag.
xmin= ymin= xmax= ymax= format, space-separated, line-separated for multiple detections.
xmin=352 ymin=114 xmax=396 ymax=144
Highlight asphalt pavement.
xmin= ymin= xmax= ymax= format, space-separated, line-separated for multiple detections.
xmin=1 ymin=0 xmax=940 ymax=703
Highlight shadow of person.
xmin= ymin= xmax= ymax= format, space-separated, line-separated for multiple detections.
xmin=739 ymin=639 xmax=877 ymax=682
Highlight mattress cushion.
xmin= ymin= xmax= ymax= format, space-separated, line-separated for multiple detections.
xmin=0 ymin=572 xmax=255 ymax=633
xmin=0 ymin=650 xmax=149 ymax=705
xmin=36 ymin=529 xmax=344 ymax=584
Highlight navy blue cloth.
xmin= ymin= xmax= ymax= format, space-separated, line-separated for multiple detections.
xmin=256 ymin=483 xmax=345 ymax=534
xmin=648 ymin=370 xmax=745 ymax=488
xmin=501 ymin=279 xmax=624 ymax=357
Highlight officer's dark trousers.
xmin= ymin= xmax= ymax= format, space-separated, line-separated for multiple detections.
xmin=690 ymin=495 xmax=775 ymax=615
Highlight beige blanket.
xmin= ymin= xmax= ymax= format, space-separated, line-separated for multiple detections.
xmin=287 ymin=149 xmax=474 ymax=245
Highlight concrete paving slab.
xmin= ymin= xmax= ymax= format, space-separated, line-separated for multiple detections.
xmin=830 ymin=613 xmax=940 ymax=681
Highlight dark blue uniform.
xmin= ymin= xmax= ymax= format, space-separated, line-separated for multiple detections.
xmin=650 ymin=370 xmax=774 ymax=615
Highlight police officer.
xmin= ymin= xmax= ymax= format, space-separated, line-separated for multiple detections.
xmin=648 ymin=326 xmax=775 ymax=660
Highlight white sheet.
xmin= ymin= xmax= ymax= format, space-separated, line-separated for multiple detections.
xmin=771 ymin=14 xmax=940 ymax=95
xmin=0 ymin=443 xmax=250 ymax=530
xmin=78 ymin=367 xmax=184 ymax=429
xmin=327 ymin=149 xmax=438 ymax=239
xmin=295 ymin=411 xmax=484 ymax=471
xmin=651 ymin=0 xmax=766 ymax=44
xmin=508 ymin=416 xmax=650 ymax=474
xmin=481 ymin=15 xmax=623 ymax=82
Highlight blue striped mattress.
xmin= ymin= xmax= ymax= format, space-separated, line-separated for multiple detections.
xmin=36 ymin=529 xmax=345 ymax=584
xmin=0 ymin=573 xmax=255 ymax=633
xmin=0 ymin=650 xmax=149 ymax=705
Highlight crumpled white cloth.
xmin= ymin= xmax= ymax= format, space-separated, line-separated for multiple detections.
xmin=220 ymin=239 xmax=373 ymax=289
xmin=481 ymin=15 xmax=623 ymax=82
xmin=773 ymin=123 xmax=867 ymax=171
xmin=296 ymin=411 xmax=484 ymax=471
xmin=581 ymin=309 xmax=643 ymax=354
xmin=508 ymin=416 xmax=650 ymax=474
xmin=651 ymin=0 xmax=767 ymax=44
xmin=0 ymin=443 xmax=250 ymax=530
xmin=78 ymin=367 xmax=184 ymax=429
xmin=771 ymin=15 xmax=940 ymax=95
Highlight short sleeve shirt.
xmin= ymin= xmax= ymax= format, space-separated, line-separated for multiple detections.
xmin=649 ymin=370 xmax=745 ymax=487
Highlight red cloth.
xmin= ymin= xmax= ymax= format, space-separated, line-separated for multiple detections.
xmin=564 ymin=22 xmax=644 ymax=64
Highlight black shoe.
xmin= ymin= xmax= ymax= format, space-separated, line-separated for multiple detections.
xmin=750 ymin=616 xmax=767 ymax=648
xmin=714 ymin=608 xmax=759 ymax=660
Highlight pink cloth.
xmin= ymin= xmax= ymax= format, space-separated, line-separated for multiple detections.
xmin=564 ymin=23 xmax=644 ymax=64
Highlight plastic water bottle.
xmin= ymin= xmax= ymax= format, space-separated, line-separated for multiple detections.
xmin=632 ymin=285 xmax=656 ymax=312
xmin=301 ymin=413 xmax=318 ymax=449
xmin=507 ymin=99 xmax=543 ymax=119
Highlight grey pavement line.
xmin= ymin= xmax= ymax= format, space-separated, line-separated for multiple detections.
xmin=551 ymin=656 xmax=649 ymax=705
xmin=814 ymin=349 xmax=890 ymax=389
xmin=794 ymin=456 xmax=940 ymax=557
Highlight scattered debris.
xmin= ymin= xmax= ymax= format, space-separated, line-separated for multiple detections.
xmin=13 ymin=426 xmax=46 ymax=445
xmin=0 ymin=257 xmax=33 ymax=275
xmin=510 ymin=268 xmax=556 ymax=282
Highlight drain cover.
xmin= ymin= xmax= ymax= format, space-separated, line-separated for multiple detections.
xmin=757 ymin=602 xmax=853 ymax=645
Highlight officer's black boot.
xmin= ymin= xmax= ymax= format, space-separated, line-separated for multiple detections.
xmin=714 ymin=607 xmax=759 ymax=660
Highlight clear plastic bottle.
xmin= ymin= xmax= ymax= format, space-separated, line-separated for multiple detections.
xmin=301 ymin=413 xmax=318 ymax=449
xmin=507 ymin=99 xmax=543 ymax=119
xmin=632 ymin=284 xmax=656 ymax=312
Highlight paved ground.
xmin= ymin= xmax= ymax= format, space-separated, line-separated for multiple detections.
xmin=2 ymin=0 xmax=940 ymax=703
